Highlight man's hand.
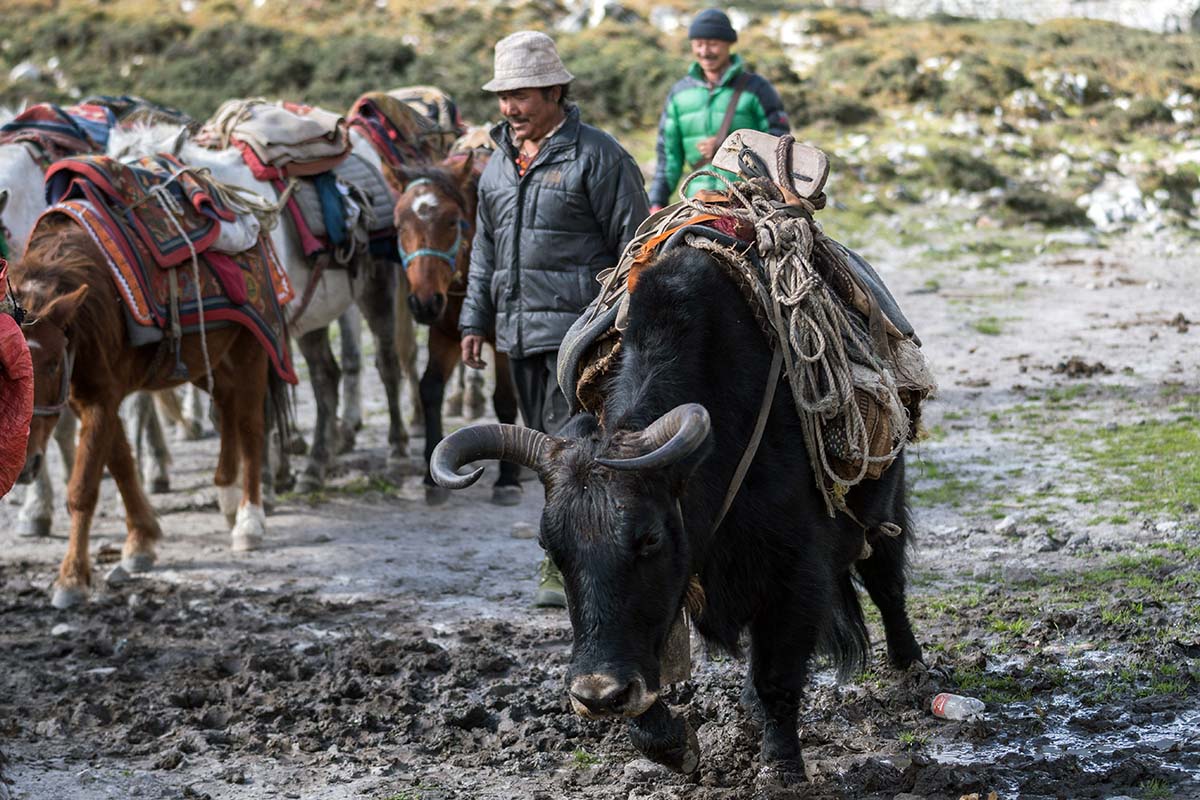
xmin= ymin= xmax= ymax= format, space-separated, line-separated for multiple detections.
xmin=696 ymin=136 xmax=719 ymax=162
xmin=461 ymin=334 xmax=488 ymax=369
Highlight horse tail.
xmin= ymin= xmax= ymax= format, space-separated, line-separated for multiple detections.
xmin=266 ymin=367 xmax=295 ymax=452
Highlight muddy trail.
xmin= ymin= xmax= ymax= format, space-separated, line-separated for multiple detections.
xmin=1 ymin=222 xmax=1198 ymax=800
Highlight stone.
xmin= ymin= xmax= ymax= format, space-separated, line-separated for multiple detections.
xmin=623 ymin=758 xmax=671 ymax=783
xmin=1023 ymin=533 xmax=1061 ymax=552
xmin=1065 ymin=532 xmax=1092 ymax=552
xmin=994 ymin=515 xmax=1020 ymax=536
xmin=50 ymin=623 xmax=74 ymax=637
xmin=1044 ymin=229 xmax=1098 ymax=247
xmin=105 ymin=564 xmax=131 ymax=587
xmin=510 ymin=522 xmax=537 ymax=540
xmin=1000 ymin=562 xmax=1035 ymax=584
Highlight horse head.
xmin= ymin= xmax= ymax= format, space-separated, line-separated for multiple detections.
xmin=17 ymin=283 xmax=88 ymax=483
xmin=105 ymin=121 xmax=189 ymax=163
xmin=389 ymin=152 xmax=485 ymax=325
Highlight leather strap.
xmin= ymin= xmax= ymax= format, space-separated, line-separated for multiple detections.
xmin=695 ymin=73 xmax=750 ymax=169
xmin=710 ymin=345 xmax=783 ymax=534
xmin=289 ymin=252 xmax=329 ymax=327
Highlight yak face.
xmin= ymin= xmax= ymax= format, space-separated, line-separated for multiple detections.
xmin=428 ymin=403 xmax=712 ymax=721
xmin=540 ymin=451 xmax=692 ymax=719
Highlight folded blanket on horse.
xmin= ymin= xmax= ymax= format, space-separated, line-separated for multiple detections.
xmin=197 ymin=99 xmax=350 ymax=180
xmin=386 ymin=86 xmax=465 ymax=157
xmin=39 ymin=199 xmax=296 ymax=384
xmin=45 ymin=154 xmax=236 ymax=268
xmin=0 ymin=102 xmax=116 ymax=166
xmin=348 ymin=92 xmax=443 ymax=169
xmin=290 ymin=151 xmax=395 ymax=248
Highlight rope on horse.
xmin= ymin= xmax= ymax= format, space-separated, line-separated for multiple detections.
xmin=675 ymin=143 xmax=910 ymax=515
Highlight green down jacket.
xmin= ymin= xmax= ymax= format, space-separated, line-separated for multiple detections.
xmin=649 ymin=55 xmax=790 ymax=207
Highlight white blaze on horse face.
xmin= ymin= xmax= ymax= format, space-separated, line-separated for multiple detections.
xmin=412 ymin=189 xmax=440 ymax=222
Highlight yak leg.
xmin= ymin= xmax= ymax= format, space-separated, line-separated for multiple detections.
xmin=336 ymin=307 xmax=364 ymax=455
xmin=856 ymin=549 xmax=922 ymax=669
xmin=358 ymin=262 xmax=407 ymax=461
xmin=52 ymin=403 xmax=119 ymax=608
xmin=627 ymin=699 xmax=700 ymax=774
xmin=393 ymin=269 xmax=423 ymax=428
xmin=490 ymin=351 xmax=522 ymax=505
xmin=420 ymin=327 xmax=463 ymax=505
xmin=296 ymin=327 xmax=340 ymax=493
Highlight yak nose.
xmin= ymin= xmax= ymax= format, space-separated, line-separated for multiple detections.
xmin=407 ymin=292 xmax=446 ymax=324
xmin=569 ymin=673 xmax=650 ymax=718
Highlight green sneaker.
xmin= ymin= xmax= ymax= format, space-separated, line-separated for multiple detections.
xmin=534 ymin=555 xmax=567 ymax=608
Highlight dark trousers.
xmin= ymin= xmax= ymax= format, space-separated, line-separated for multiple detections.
xmin=508 ymin=350 xmax=570 ymax=435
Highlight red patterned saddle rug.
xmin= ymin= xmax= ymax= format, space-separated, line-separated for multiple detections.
xmin=0 ymin=102 xmax=116 ymax=166
xmin=37 ymin=155 xmax=297 ymax=383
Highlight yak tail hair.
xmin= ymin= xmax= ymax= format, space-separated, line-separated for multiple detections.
xmin=819 ymin=571 xmax=870 ymax=681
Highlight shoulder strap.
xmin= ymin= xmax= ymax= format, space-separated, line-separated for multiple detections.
xmin=697 ymin=73 xmax=751 ymax=168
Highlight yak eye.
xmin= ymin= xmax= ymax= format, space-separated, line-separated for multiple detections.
xmin=637 ymin=529 xmax=663 ymax=557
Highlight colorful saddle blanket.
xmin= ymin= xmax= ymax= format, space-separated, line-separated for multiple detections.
xmin=0 ymin=102 xmax=116 ymax=165
xmin=37 ymin=155 xmax=296 ymax=383
xmin=348 ymin=92 xmax=443 ymax=170
xmin=46 ymin=154 xmax=235 ymax=268
xmin=83 ymin=95 xmax=194 ymax=127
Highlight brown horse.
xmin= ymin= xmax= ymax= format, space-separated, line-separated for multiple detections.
xmin=14 ymin=215 xmax=284 ymax=609
xmin=389 ymin=152 xmax=522 ymax=506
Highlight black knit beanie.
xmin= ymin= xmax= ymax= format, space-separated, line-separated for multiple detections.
xmin=688 ymin=9 xmax=737 ymax=42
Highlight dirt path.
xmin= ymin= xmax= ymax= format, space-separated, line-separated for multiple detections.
xmin=1 ymin=223 xmax=1197 ymax=800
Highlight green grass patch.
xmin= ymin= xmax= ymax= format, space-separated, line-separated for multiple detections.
xmin=970 ymin=316 xmax=1004 ymax=336
xmin=571 ymin=748 xmax=601 ymax=768
xmin=1068 ymin=418 xmax=1200 ymax=516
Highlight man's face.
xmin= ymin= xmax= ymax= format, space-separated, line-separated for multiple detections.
xmin=690 ymin=38 xmax=732 ymax=76
xmin=496 ymin=87 xmax=562 ymax=144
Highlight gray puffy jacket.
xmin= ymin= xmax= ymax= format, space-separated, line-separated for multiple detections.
xmin=460 ymin=106 xmax=649 ymax=358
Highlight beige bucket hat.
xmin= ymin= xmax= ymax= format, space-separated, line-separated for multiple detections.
xmin=482 ymin=31 xmax=575 ymax=92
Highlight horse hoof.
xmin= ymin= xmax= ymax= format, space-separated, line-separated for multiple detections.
xmin=51 ymin=585 xmax=87 ymax=609
xmin=336 ymin=428 xmax=357 ymax=456
xmin=491 ymin=485 xmax=523 ymax=506
xmin=121 ymin=553 xmax=156 ymax=574
xmin=150 ymin=476 xmax=171 ymax=494
xmin=388 ymin=445 xmax=410 ymax=464
xmin=287 ymin=433 xmax=309 ymax=456
xmin=18 ymin=517 xmax=52 ymax=538
xmin=231 ymin=504 xmax=266 ymax=551
xmin=183 ymin=421 xmax=204 ymax=441
xmin=425 ymin=485 xmax=451 ymax=506
xmin=296 ymin=474 xmax=323 ymax=494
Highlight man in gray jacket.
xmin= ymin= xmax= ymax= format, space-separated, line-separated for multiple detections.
xmin=460 ymin=30 xmax=650 ymax=607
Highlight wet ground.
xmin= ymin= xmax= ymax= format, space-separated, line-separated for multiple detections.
xmin=1 ymin=222 xmax=1198 ymax=800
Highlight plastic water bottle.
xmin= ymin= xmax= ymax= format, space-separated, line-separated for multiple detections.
xmin=931 ymin=692 xmax=985 ymax=721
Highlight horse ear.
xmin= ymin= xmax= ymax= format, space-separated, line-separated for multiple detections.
xmin=449 ymin=152 xmax=474 ymax=186
xmin=0 ymin=189 xmax=8 ymax=216
xmin=40 ymin=285 xmax=89 ymax=330
xmin=383 ymin=162 xmax=416 ymax=195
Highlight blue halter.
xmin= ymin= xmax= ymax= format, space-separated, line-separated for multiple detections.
xmin=397 ymin=178 xmax=470 ymax=272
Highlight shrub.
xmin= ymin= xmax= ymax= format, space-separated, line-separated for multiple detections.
xmin=997 ymin=185 xmax=1090 ymax=227
xmin=923 ymin=149 xmax=1006 ymax=192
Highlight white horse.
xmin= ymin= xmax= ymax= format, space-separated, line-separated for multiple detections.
xmin=108 ymin=121 xmax=416 ymax=493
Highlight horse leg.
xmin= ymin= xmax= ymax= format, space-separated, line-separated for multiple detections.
xmin=182 ymin=383 xmax=206 ymax=440
xmin=105 ymin=412 xmax=163 ymax=574
xmin=20 ymin=410 xmax=77 ymax=538
xmin=228 ymin=351 xmax=269 ymax=551
xmin=296 ymin=327 xmax=340 ymax=493
xmin=134 ymin=392 xmax=172 ymax=494
xmin=394 ymin=268 xmax=423 ymax=428
xmin=53 ymin=403 xmax=119 ymax=608
xmin=359 ymin=262 xmax=407 ymax=462
xmin=336 ymin=307 xmax=364 ymax=455
xmin=444 ymin=363 xmax=465 ymax=418
xmin=210 ymin=385 xmax=241 ymax=529
xmin=420 ymin=327 xmax=462 ymax=505
xmin=490 ymin=352 xmax=523 ymax=504
xmin=465 ymin=365 xmax=487 ymax=420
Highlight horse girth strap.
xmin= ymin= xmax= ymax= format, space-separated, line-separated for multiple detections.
xmin=289 ymin=253 xmax=330 ymax=328
xmin=710 ymin=345 xmax=783 ymax=535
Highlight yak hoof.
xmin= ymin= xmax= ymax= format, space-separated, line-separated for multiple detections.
xmin=231 ymin=504 xmax=266 ymax=551
xmin=18 ymin=517 xmax=52 ymax=538
xmin=629 ymin=708 xmax=701 ymax=775
xmin=754 ymin=758 xmax=806 ymax=792
xmin=424 ymin=485 xmax=451 ymax=506
xmin=51 ymin=585 xmax=87 ymax=609
xmin=121 ymin=552 xmax=156 ymax=574
xmin=491 ymin=485 xmax=523 ymax=507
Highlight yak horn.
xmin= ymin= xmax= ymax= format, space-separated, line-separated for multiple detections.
xmin=431 ymin=423 xmax=551 ymax=489
xmin=596 ymin=404 xmax=711 ymax=472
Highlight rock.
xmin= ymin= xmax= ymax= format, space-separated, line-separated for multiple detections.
xmin=50 ymin=623 xmax=74 ymax=638
xmin=1023 ymin=533 xmax=1061 ymax=552
xmin=1065 ymin=532 xmax=1092 ymax=552
xmin=1044 ymin=229 xmax=1098 ymax=248
xmin=510 ymin=522 xmax=537 ymax=540
xmin=623 ymin=758 xmax=674 ymax=784
xmin=1155 ymin=521 xmax=1180 ymax=534
xmin=994 ymin=515 xmax=1020 ymax=536
xmin=1000 ymin=562 xmax=1035 ymax=584
xmin=7 ymin=61 xmax=41 ymax=83
xmin=105 ymin=564 xmax=131 ymax=587
xmin=1079 ymin=175 xmax=1148 ymax=231
xmin=894 ymin=794 xmax=927 ymax=800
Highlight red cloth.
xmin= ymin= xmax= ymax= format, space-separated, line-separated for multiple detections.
xmin=0 ymin=259 xmax=33 ymax=496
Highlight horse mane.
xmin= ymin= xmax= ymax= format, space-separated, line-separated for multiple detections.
xmin=396 ymin=162 xmax=477 ymax=212
xmin=14 ymin=214 xmax=115 ymax=344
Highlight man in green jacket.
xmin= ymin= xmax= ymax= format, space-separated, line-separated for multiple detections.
xmin=648 ymin=8 xmax=790 ymax=211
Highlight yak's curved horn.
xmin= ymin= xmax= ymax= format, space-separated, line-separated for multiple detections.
xmin=596 ymin=404 xmax=711 ymax=472
xmin=431 ymin=423 xmax=551 ymax=489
